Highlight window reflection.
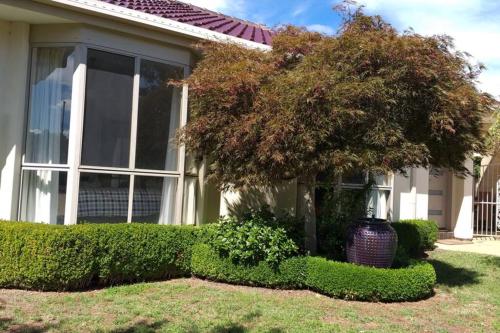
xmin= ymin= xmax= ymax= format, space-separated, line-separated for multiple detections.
xmin=135 ymin=60 xmax=183 ymax=171
xmin=25 ymin=47 xmax=75 ymax=164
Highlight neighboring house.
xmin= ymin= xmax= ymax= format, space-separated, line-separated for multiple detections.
xmin=0 ymin=0 xmax=494 ymax=240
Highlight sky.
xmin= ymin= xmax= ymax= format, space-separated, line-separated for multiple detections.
xmin=184 ymin=0 xmax=499 ymax=99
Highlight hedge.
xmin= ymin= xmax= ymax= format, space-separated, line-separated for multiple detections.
xmin=0 ymin=221 xmax=436 ymax=301
xmin=191 ymin=243 xmax=307 ymax=288
xmin=391 ymin=219 xmax=438 ymax=257
xmin=191 ymin=244 xmax=436 ymax=302
xmin=306 ymin=257 xmax=436 ymax=302
xmin=0 ymin=222 xmax=199 ymax=291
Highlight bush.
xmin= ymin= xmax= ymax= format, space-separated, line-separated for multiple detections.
xmin=306 ymin=257 xmax=436 ymax=302
xmin=192 ymin=243 xmax=436 ymax=302
xmin=392 ymin=219 xmax=438 ymax=257
xmin=208 ymin=214 xmax=298 ymax=268
xmin=0 ymin=222 xmax=199 ymax=291
xmin=241 ymin=207 xmax=305 ymax=252
xmin=191 ymin=244 xmax=306 ymax=288
xmin=316 ymin=215 xmax=350 ymax=261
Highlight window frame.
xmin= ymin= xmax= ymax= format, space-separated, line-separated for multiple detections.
xmin=339 ymin=171 xmax=394 ymax=220
xmin=19 ymin=42 xmax=190 ymax=225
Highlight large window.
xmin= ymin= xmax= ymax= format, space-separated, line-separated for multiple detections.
xmin=20 ymin=47 xmax=75 ymax=224
xmin=77 ymin=50 xmax=184 ymax=224
xmin=20 ymin=46 xmax=187 ymax=225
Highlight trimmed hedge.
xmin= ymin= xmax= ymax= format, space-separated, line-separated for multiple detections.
xmin=0 ymin=222 xmax=199 ymax=291
xmin=306 ymin=257 xmax=436 ymax=302
xmin=191 ymin=244 xmax=436 ymax=302
xmin=392 ymin=219 xmax=438 ymax=257
xmin=0 ymin=221 xmax=436 ymax=302
xmin=191 ymin=243 xmax=306 ymax=288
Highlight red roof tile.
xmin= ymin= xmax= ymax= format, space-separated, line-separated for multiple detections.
xmin=98 ymin=0 xmax=274 ymax=45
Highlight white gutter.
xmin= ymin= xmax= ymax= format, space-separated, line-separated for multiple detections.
xmin=44 ymin=0 xmax=272 ymax=51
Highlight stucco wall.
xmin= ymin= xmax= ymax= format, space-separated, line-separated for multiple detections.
xmin=392 ymin=168 xmax=430 ymax=221
xmin=219 ymin=180 xmax=298 ymax=218
xmin=0 ymin=20 xmax=30 ymax=220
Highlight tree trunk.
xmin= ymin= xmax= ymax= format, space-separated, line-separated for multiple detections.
xmin=297 ymin=174 xmax=317 ymax=254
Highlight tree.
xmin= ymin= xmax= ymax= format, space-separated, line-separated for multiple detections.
xmin=179 ymin=9 xmax=496 ymax=252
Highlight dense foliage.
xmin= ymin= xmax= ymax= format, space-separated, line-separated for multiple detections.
xmin=0 ymin=221 xmax=436 ymax=302
xmin=0 ymin=222 xmax=198 ymax=291
xmin=208 ymin=213 xmax=299 ymax=268
xmin=392 ymin=219 xmax=439 ymax=257
xmin=316 ymin=184 xmax=373 ymax=260
xmin=305 ymin=257 xmax=436 ymax=302
xmin=181 ymin=10 xmax=495 ymax=190
xmin=191 ymin=243 xmax=306 ymax=288
xmin=192 ymin=244 xmax=436 ymax=302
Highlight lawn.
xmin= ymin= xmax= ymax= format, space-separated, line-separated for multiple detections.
xmin=0 ymin=250 xmax=498 ymax=333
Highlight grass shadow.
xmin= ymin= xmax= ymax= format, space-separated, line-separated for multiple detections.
xmin=480 ymin=255 xmax=500 ymax=268
xmin=0 ymin=317 xmax=59 ymax=333
xmin=428 ymin=259 xmax=482 ymax=287
xmin=107 ymin=320 xmax=169 ymax=333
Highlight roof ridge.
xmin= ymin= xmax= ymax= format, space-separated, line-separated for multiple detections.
xmin=172 ymin=0 xmax=273 ymax=32
xmin=98 ymin=0 xmax=274 ymax=45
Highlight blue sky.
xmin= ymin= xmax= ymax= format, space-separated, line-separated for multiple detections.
xmin=186 ymin=0 xmax=500 ymax=99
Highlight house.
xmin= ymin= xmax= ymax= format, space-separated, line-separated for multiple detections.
xmin=0 ymin=0 xmax=495 ymax=240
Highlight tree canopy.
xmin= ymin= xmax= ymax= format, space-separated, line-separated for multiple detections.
xmin=180 ymin=10 xmax=496 ymax=190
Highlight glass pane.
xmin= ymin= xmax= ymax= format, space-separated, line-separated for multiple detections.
xmin=342 ymin=171 xmax=366 ymax=185
xmin=372 ymin=172 xmax=391 ymax=187
xmin=25 ymin=47 xmax=75 ymax=164
xmin=20 ymin=170 xmax=67 ymax=224
xmin=135 ymin=60 xmax=183 ymax=171
xmin=82 ymin=49 xmax=135 ymax=168
xmin=77 ymin=173 xmax=130 ymax=223
xmin=132 ymin=176 xmax=177 ymax=224
xmin=367 ymin=190 xmax=390 ymax=219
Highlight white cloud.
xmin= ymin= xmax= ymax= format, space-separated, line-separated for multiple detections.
xmin=292 ymin=3 xmax=310 ymax=17
xmin=358 ymin=0 xmax=500 ymax=98
xmin=307 ymin=24 xmax=335 ymax=35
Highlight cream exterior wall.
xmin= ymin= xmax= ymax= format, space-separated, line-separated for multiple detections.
xmin=393 ymin=168 xmax=429 ymax=221
xmin=220 ymin=180 xmax=298 ymax=218
xmin=0 ymin=20 xmax=30 ymax=220
xmin=450 ymin=159 xmax=474 ymax=239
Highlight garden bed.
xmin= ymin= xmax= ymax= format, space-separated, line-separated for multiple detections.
xmin=0 ymin=221 xmax=436 ymax=302
xmin=192 ymin=244 xmax=436 ymax=302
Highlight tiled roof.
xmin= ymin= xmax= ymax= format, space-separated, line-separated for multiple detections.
xmin=98 ymin=0 xmax=274 ymax=45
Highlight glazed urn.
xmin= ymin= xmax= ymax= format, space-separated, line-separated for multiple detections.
xmin=346 ymin=217 xmax=398 ymax=268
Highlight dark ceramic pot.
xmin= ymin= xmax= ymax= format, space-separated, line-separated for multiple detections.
xmin=346 ymin=217 xmax=398 ymax=268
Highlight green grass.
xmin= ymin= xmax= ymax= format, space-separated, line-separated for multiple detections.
xmin=0 ymin=250 xmax=498 ymax=333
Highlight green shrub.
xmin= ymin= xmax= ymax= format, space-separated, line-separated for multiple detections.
xmin=316 ymin=215 xmax=350 ymax=261
xmin=241 ymin=207 xmax=305 ymax=251
xmin=392 ymin=219 xmax=438 ymax=257
xmin=0 ymin=222 xmax=199 ymax=291
xmin=306 ymin=257 xmax=436 ymax=302
xmin=191 ymin=243 xmax=306 ymax=288
xmin=209 ymin=214 xmax=298 ymax=268
xmin=192 ymin=243 xmax=436 ymax=302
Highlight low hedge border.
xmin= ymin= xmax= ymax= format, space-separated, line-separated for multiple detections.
xmin=0 ymin=222 xmax=199 ymax=291
xmin=392 ymin=219 xmax=438 ymax=257
xmin=191 ymin=244 xmax=436 ymax=302
xmin=0 ymin=221 xmax=436 ymax=302
xmin=191 ymin=243 xmax=307 ymax=288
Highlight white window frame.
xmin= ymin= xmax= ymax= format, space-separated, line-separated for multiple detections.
xmin=19 ymin=43 xmax=190 ymax=225
xmin=340 ymin=172 xmax=394 ymax=220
